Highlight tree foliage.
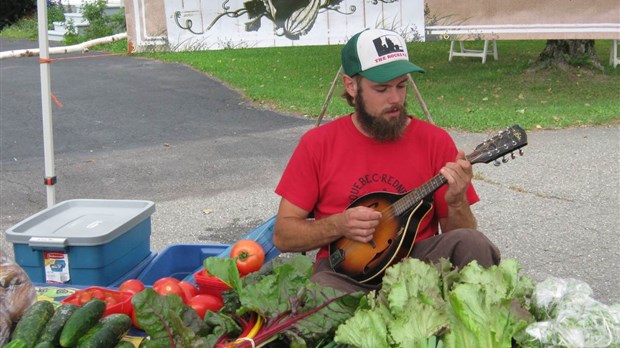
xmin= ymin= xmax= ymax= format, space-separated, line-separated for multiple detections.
xmin=0 ymin=0 xmax=36 ymax=30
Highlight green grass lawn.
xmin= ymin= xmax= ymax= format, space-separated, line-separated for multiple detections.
xmin=2 ymin=16 xmax=618 ymax=132
xmin=141 ymin=40 xmax=619 ymax=132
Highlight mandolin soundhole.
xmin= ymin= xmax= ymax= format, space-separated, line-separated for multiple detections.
xmin=363 ymin=239 xmax=393 ymax=274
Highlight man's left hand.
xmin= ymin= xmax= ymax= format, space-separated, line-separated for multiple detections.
xmin=440 ymin=150 xmax=472 ymax=207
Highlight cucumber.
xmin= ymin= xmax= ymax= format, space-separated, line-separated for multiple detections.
xmin=76 ymin=313 xmax=132 ymax=348
xmin=114 ymin=340 xmax=136 ymax=348
xmin=10 ymin=300 xmax=55 ymax=348
xmin=4 ymin=338 xmax=27 ymax=348
xmin=38 ymin=303 xmax=79 ymax=345
xmin=33 ymin=342 xmax=55 ymax=348
xmin=59 ymin=299 xmax=106 ymax=347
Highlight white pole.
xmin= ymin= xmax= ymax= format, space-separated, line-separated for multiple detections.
xmin=37 ymin=0 xmax=56 ymax=207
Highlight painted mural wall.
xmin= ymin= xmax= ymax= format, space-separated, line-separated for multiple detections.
xmin=124 ymin=0 xmax=619 ymax=52
xmin=163 ymin=0 xmax=425 ymax=51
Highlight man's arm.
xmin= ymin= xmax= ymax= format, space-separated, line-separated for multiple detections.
xmin=273 ymin=198 xmax=382 ymax=253
xmin=438 ymin=150 xmax=478 ymax=232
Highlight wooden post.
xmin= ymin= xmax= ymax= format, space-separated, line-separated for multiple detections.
xmin=315 ymin=66 xmax=342 ymax=127
xmin=408 ymin=75 xmax=435 ymax=125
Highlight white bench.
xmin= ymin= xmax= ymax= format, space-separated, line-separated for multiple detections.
xmin=449 ymin=40 xmax=498 ymax=64
xmin=426 ymin=23 xmax=620 ymax=66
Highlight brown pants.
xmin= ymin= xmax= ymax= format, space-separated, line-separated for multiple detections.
xmin=311 ymin=228 xmax=501 ymax=293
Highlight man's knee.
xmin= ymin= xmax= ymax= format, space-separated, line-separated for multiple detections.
xmin=447 ymin=228 xmax=501 ymax=268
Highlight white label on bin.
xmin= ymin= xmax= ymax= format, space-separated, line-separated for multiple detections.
xmin=44 ymin=251 xmax=70 ymax=283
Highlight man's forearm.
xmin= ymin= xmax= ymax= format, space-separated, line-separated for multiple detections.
xmin=273 ymin=214 xmax=344 ymax=252
xmin=442 ymin=200 xmax=478 ymax=232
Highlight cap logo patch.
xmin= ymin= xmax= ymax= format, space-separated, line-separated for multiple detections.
xmin=372 ymin=35 xmax=407 ymax=63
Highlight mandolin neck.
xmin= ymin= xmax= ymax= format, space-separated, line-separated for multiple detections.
xmin=392 ymin=153 xmax=478 ymax=216
xmin=392 ymin=174 xmax=446 ymax=216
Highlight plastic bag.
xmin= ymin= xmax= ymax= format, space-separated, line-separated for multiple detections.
xmin=525 ymin=277 xmax=620 ymax=347
xmin=0 ymin=249 xmax=37 ymax=345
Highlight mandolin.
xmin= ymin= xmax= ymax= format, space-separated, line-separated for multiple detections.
xmin=328 ymin=125 xmax=528 ymax=284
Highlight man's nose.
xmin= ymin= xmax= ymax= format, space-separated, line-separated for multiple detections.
xmin=386 ymin=88 xmax=404 ymax=104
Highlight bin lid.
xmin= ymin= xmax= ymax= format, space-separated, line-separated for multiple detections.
xmin=5 ymin=199 xmax=155 ymax=247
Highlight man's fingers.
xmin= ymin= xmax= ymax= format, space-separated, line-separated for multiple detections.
xmin=349 ymin=206 xmax=382 ymax=220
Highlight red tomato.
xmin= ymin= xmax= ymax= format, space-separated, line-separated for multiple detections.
xmin=177 ymin=281 xmax=198 ymax=303
xmin=230 ymin=240 xmax=265 ymax=276
xmin=187 ymin=294 xmax=224 ymax=319
xmin=90 ymin=289 xmax=106 ymax=301
xmin=105 ymin=296 xmax=118 ymax=307
xmin=153 ymin=277 xmax=180 ymax=289
xmin=78 ymin=291 xmax=93 ymax=305
xmin=131 ymin=307 xmax=141 ymax=330
xmin=119 ymin=279 xmax=145 ymax=295
xmin=153 ymin=280 xmax=184 ymax=299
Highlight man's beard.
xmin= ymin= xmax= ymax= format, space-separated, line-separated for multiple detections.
xmin=355 ymin=92 xmax=408 ymax=142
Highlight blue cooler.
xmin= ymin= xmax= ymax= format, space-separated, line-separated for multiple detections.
xmin=5 ymin=199 xmax=154 ymax=286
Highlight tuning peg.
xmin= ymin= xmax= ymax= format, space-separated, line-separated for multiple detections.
xmin=502 ymin=156 xmax=509 ymax=163
xmin=519 ymin=149 xmax=524 ymax=156
xmin=511 ymin=152 xmax=516 ymax=159
xmin=493 ymin=159 xmax=501 ymax=166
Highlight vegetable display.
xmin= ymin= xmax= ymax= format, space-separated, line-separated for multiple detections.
xmin=5 ymin=250 xmax=619 ymax=347
xmin=132 ymin=255 xmax=364 ymax=347
xmin=335 ymin=258 xmax=535 ymax=348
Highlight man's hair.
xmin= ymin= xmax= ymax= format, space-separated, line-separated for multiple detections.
xmin=341 ymin=75 xmax=363 ymax=107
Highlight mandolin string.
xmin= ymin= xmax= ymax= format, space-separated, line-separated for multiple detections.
xmin=369 ymin=149 xmax=487 ymax=222
xmin=372 ymin=176 xmax=441 ymax=225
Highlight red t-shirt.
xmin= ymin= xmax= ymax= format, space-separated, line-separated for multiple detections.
xmin=275 ymin=115 xmax=479 ymax=260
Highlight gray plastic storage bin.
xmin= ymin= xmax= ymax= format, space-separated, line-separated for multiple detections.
xmin=5 ymin=199 xmax=155 ymax=286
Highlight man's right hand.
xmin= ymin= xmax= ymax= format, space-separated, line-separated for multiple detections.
xmin=339 ymin=206 xmax=382 ymax=243
xmin=274 ymin=198 xmax=382 ymax=252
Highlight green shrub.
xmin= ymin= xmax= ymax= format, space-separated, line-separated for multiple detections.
xmin=47 ymin=1 xmax=66 ymax=29
xmin=64 ymin=0 xmax=126 ymax=43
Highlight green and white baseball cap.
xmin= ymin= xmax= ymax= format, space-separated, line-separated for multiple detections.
xmin=341 ymin=28 xmax=425 ymax=83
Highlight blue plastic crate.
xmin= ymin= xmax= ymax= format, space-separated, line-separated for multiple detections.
xmin=183 ymin=216 xmax=280 ymax=283
xmin=216 ymin=216 xmax=280 ymax=262
xmin=137 ymin=243 xmax=230 ymax=285
xmin=107 ymin=249 xmax=157 ymax=287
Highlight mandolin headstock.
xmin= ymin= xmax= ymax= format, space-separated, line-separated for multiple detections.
xmin=468 ymin=125 xmax=528 ymax=165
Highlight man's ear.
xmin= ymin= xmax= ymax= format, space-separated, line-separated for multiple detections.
xmin=342 ymin=75 xmax=358 ymax=97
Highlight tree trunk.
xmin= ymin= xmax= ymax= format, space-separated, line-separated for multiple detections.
xmin=534 ymin=39 xmax=603 ymax=71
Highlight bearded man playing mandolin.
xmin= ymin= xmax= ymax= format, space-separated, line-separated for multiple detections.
xmin=273 ymin=28 xmax=503 ymax=293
